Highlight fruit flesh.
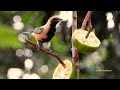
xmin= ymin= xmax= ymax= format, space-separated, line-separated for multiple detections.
xmin=72 ymin=29 xmax=101 ymax=54
xmin=73 ymin=30 xmax=101 ymax=47
xmin=52 ymin=60 xmax=77 ymax=79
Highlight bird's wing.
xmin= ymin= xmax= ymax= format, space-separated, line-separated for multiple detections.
xmin=34 ymin=27 xmax=44 ymax=34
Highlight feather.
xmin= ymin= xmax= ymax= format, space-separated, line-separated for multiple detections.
xmin=34 ymin=27 xmax=44 ymax=34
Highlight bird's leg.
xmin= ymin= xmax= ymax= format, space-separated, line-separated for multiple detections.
xmin=47 ymin=48 xmax=52 ymax=53
xmin=46 ymin=42 xmax=52 ymax=53
xmin=36 ymin=41 xmax=40 ymax=50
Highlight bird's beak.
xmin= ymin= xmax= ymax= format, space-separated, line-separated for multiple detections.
xmin=59 ymin=19 xmax=62 ymax=21
xmin=57 ymin=19 xmax=62 ymax=24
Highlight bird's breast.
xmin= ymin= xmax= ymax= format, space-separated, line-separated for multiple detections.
xmin=31 ymin=24 xmax=57 ymax=42
xmin=32 ymin=32 xmax=47 ymax=42
xmin=41 ymin=26 xmax=56 ymax=42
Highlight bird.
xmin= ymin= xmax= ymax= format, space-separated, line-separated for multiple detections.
xmin=23 ymin=16 xmax=62 ymax=51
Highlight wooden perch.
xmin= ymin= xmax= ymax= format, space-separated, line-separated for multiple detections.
xmin=72 ymin=11 xmax=80 ymax=79
xmin=24 ymin=39 xmax=65 ymax=68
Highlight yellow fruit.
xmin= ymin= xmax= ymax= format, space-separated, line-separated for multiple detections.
xmin=52 ymin=60 xmax=77 ymax=79
xmin=72 ymin=29 xmax=101 ymax=54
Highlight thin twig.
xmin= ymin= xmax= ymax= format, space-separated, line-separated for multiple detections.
xmin=81 ymin=11 xmax=93 ymax=30
xmin=24 ymin=39 xmax=65 ymax=68
xmin=72 ymin=11 xmax=80 ymax=79
xmin=81 ymin=11 xmax=93 ymax=39
xmin=85 ymin=19 xmax=92 ymax=39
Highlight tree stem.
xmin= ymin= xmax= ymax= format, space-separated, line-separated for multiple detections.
xmin=72 ymin=11 xmax=80 ymax=79
xmin=25 ymin=39 xmax=65 ymax=68
xmin=81 ymin=11 xmax=93 ymax=39
xmin=81 ymin=11 xmax=93 ymax=30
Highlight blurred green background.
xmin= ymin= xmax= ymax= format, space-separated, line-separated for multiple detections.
xmin=0 ymin=11 xmax=120 ymax=79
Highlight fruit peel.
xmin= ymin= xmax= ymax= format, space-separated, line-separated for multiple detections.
xmin=70 ymin=62 xmax=77 ymax=79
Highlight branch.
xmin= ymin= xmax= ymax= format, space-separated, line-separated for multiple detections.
xmin=81 ymin=11 xmax=93 ymax=30
xmin=81 ymin=11 xmax=93 ymax=39
xmin=72 ymin=11 xmax=80 ymax=79
xmin=24 ymin=39 xmax=65 ymax=68
xmin=85 ymin=19 xmax=92 ymax=39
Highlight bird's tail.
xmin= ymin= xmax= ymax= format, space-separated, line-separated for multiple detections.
xmin=22 ymin=30 xmax=34 ymax=34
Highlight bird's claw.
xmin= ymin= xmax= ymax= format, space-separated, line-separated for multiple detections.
xmin=47 ymin=48 xmax=52 ymax=53
xmin=37 ymin=46 xmax=40 ymax=50
xmin=36 ymin=41 xmax=40 ymax=50
xmin=36 ymin=44 xmax=40 ymax=50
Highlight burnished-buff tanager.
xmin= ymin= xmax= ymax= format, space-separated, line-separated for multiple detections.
xmin=23 ymin=16 xmax=62 ymax=50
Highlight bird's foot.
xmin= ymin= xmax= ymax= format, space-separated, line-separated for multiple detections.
xmin=36 ymin=44 xmax=40 ymax=50
xmin=47 ymin=48 xmax=53 ymax=53
xmin=37 ymin=46 xmax=40 ymax=50
xmin=36 ymin=41 xmax=41 ymax=50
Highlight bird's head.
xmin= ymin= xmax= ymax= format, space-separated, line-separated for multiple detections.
xmin=47 ymin=16 xmax=62 ymax=26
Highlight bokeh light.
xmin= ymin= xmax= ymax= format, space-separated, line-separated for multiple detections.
xmin=59 ymin=11 xmax=73 ymax=28
xmin=106 ymin=12 xmax=115 ymax=29
xmin=24 ymin=59 xmax=34 ymax=71
xmin=106 ymin=12 xmax=113 ymax=21
xmin=13 ymin=15 xmax=21 ymax=22
xmin=13 ymin=22 xmax=24 ymax=30
xmin=7 ymin=68 xmax=24 ymax=79
xmin=66 ymin=11 xmax=73 ymax=28
xmin=40 ymin=65 xmax=49 ymax=73
xmin=22 ymin=73 xmax=40 ymax=79
xmin=107 ymin=19 xmax=115 ymax=29
xmin=22 ymin=73 xmax=31 ymax=79
xmin=13 ymin=15 xmax=24 ymax=30
xmin=23 ymin=48 xmax=33 ymax=57
xmin=30 ymin=73 xmax=40 ymax=79
xmin=59 ymin=11 xmax=68 ymax=21
xmin=18 ymin=33 xmax=28 ymax=43
xmin=16 ymin=49 xmax=23 ymax=57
